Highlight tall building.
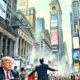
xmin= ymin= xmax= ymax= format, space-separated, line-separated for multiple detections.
xmin=72 ymin=0 xmax=79 ymax=34
xmin=36 ymin=17 xmax=45 ymax=33
xmin=71 ymin=0 xmax=80 ymax=72
xmin=17 ymin=0 xmax=36 ymax=32
xmin=0 ymin=0 xmax=17 ymax=58
xmin=1 ymin=0 xmax=17 ymax=26
xmin=49 ymin=0 xmax=63 ymax=61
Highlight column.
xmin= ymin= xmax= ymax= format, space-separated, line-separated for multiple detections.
xmin=24 ymin=41 xmax=27 ymax=58
xmin=22 ymin=39 xmax=24 ymax=57
xmin=14 ymin=37 xmax=19 ymax=57
xmin=19 ymin=38 xmax=22 ymax=57
xmin=4 ymin=37 xmax=8 ymax=56
xmin=23 ymin=40 xmax=25 ymax=57
xmin=0 ymin=33 xmax=3 ymax=58
xmin=9 ymin=40 xmax=13 ymax=56
xmin=26 ymin=42 xmax=28 ymax=58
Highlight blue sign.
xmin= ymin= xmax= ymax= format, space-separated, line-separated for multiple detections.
xmin=73 ymin=49 xmax=79 ymax=62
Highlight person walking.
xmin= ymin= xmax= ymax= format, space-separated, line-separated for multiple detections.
xmin=28 ymin=58 xmax=58 ymax=80
xmin=20 ymin=67 xmax=26 ymax=80
xmin=13 ymin=66 xmax=19 ymax=79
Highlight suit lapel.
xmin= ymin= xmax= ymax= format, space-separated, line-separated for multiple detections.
xmin=10 ymin=71 xmax=14 ymax=79
xmin=1 ymin=68 xmax=6 ymax=80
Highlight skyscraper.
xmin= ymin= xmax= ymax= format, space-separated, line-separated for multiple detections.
xmin=49 ymin=0 xmax=63 ymax=59
xmin=36 ymin=17 xmax=45 ymax=33
xmin=72 ymin=0 xmax=79 ymax=34
xmin=2 ymin=0 xmax=17 ymax=26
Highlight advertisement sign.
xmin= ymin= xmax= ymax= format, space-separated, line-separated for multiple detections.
xmin=51 ymin=30 xmax=58 ymax=45
xmin=0 ymin=0 xmax=6 ymax=19
xmin=74 ymin=62 xmax=79 ymax=72
xmin=50 ymin=14 xmax=58 ymax=30
xmin=73 ymin=37 xmax=79 ymax=49
xmin=73 ymin=49 xmax=79 ymax=62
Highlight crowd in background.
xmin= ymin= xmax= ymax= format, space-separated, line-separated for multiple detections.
xmin=0 ymin=56 xmax=80 ymax=80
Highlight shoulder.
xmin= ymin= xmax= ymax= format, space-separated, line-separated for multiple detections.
xmin=0 ymin=67 xmax=4 ymax=71
xmin=11 ymin=69 xmax=16 ymax=75
xmin=43 ymin=64 xmax=48 ymax=66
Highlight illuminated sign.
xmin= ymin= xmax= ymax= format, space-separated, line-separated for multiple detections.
xmin=73 ymin=49 xmax=79 ymax=62
xmin=50 ymin=14 xmax=58 ymax=30
xmin=73 ymin=37 xmax=79 ymax=49
xmin=51 ymin=30 xmax=58 ymax=45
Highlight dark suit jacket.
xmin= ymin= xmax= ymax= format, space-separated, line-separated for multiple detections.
xmin=0 ymin=67 xmax=19 ymax=80
xmin=28 ymin=64 xmax=56 ymax=80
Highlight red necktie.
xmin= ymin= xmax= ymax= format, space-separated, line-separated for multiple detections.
xmin=6 ymin=71 xmax=9 ymax=80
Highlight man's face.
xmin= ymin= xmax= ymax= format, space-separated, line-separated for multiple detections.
xmin=3 ymin=60 xmax=13 ymax=71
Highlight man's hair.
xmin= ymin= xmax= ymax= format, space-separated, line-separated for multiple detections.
xmin=39 ymin=58 xmax=44 ymax=64
xmin=1 ymin=56 xmax=14 ymax=64
xmin=14 ymin=66 xmax=17 ymax=69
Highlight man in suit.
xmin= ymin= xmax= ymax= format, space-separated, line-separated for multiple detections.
xmin=13 ymin=66 xmax=19 ymax=78
xmin=28 ymin=58 xmax=58 ymax=80
xmin=0 ymin=56 xmax=19 ymax=80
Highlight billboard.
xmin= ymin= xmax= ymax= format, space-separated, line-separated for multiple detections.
xmin=73 ymin=49 xmax=79 ymax=62
xmin=0 ymin=0 xmax=6 ymax=19
xmin=50 ymin=14 xmax=58 ymax=30
xmin=73 ymin=37 xmax=79 ymax=49
xmin=51 ymin=29 xmax=58 ymax=45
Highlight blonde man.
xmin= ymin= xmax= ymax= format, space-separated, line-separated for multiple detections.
xmin=0 ymin=56 xmax=19 ymax=80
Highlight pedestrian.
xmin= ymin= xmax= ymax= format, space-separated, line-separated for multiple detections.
xmin=13 ymin=66 xmax=19 ymax=79
xmin=28 ymin=58 xmax=58 ymax=80
xmin=78 ymin=74 xmax=80 ymax=80
xmin=20 ymin=67 xmax=26 ymax=80
xmin=70 ymin=73 xmax=75 ymax=80
xmin=0 ymin=56 xmax=19 ymax=80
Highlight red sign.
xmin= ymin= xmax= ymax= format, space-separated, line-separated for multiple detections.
xmin=51 ymin=30 xmax=58 ymax=45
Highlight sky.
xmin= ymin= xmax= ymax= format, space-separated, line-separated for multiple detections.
xmin=29 ymin=0 xmax=72 ymax=64
xmin=29 ymin=0 xmax=72 ymax=38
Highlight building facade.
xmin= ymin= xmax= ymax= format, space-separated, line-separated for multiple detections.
xmin=72 ymin=0 xmax=79 ymax=34
xmin=0 ymin=22 xmax=16 ymax=59
xmin=71 ymin=0 xmax=80 ymax=72
xmin=17 ymin=0 xmax=36 ymax=32
xmin=36 ymin=17 xmax=45 ymax=33
xmin=2 ymin=0 xmax=17 ymax=26
xmin=34 ymin=30 xmax=52 ymax=63
xmin=49 ymin=0 xmax=63 ymax=62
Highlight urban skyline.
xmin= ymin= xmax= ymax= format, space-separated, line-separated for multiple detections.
xmin=29 ymin=0 xmax=72 ymax=65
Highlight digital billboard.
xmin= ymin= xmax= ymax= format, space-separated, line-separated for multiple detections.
xmin=51 ymin=29 xmax=58 ymax=45
xmin=0 ymin=0 xmax=6 ymax=19
xmin=50 ymin=14 xmax=58 ymax=30
xmin=73 ymin=49 xmax=79 ymax=62
xmin=73 ymin=36 xmax=79 ymax=49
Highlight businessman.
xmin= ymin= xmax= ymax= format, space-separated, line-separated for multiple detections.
xmin=0 ymin=56 xmax=19 ymax=80
xmin=28 ymin=58 xmax=58 ymax=80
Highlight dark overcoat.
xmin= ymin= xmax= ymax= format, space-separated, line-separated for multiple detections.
xmin=28 ymin=64 xmax=56 ymax=80
xmin=0 ymin=67 xmax=19 ymax=80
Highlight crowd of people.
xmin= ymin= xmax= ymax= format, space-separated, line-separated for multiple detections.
xmin=0 ymin=56 xmax=80 ymax=80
